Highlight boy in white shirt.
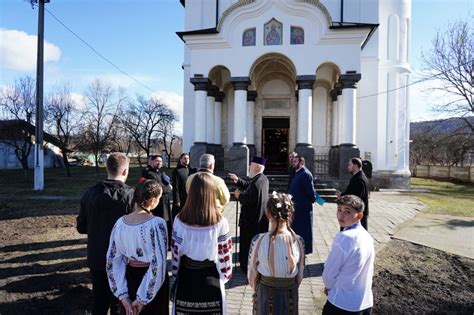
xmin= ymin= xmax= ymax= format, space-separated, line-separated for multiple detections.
xmin=322 ymin=195 xmax=375 ymax=315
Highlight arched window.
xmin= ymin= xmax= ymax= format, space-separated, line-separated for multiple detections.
xmin=290 ymin=26 xmax=304 ymax=45
xmin=242 ymin=28 xmax=256 ymax=46
xmin=264 ymin=18 xmax=282 ymax=45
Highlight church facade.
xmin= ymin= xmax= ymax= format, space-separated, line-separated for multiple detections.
xmin=178 ymin=0 xmax=411 ymax=188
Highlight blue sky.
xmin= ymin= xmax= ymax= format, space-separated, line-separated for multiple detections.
xmin=0 ymin=0 xmax=472 ymax=125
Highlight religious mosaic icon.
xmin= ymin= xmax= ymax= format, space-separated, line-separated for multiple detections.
xmin=264 ymin=18 xmax=282 ymax=45
xmin=242 ymin=28 xmax=256 ymax=46
xmin=291 ymin=26 xmax=304 ymax=45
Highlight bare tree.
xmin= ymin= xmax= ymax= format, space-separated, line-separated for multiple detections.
xmin=45 ymin=83 xmax=81 ymax=177
xmin=80 ymin=79 xmax=127 ymax=173
xmin=158 ymin=107 xmax=178 ymax=168
xmin=121 ymin=95 xmax=175 ymax=161
xmin=422 ymin=17 xmax=473 ymax=131
xmin=0 ymin=76 xmax=36 ymax=171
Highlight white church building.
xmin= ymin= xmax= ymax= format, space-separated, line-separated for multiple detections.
xmin=178 ymin=0 xmax=411 ymax=188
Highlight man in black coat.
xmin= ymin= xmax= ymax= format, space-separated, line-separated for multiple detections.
xmin=228 ymin=156 xmax=269 ymax=272
xmin=142 ymin=154 xmax=172 ymax=238
xmin=77 ymin=153 xmax=134 ymax=315
xmin=338 ymin=157 xmax=370 ymax=231
xmin=172 ymin=153 xmax=192 ymax=219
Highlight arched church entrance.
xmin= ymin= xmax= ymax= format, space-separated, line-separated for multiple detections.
xmin=249 ymin=53 xmax=296 ymax=173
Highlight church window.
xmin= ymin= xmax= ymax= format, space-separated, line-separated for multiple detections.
xmin=290 ymin=26 xmax=304 ymax=45
xmin=242 ymin=28 xmax=256 ymax=46
xmin=264 ymin=18 xmax=282 ymax=46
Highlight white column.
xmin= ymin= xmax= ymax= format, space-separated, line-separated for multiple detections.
xmin=386 ymin=72 xmax=399 ymax=168
xmin=296 ymin=77 xmax=315 ymax=144
xmin=206 ymin=92 xmax=215 ymax=144
xmin=214 ymin=93 xmax=223 ymax=145
xmin=397 ymin=74 xmax=410 ymax=173
xmin=232 ymin=79 xmax=249 ymax=144
xmin=337 ymin=91 xmax=343 ymax=145
xmin=246 ymin=91 xmax=256 ymax=145
xmin=339 ymin=73 xmax=361 ymax=145
xmin=330 ymin=89 xmax=339 ymax=146
xmin=190 ymin=77 xmax=209 ymax=143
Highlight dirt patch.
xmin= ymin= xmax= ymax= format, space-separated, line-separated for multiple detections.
xmin=373 ymin=239 xmax=474 ymax=315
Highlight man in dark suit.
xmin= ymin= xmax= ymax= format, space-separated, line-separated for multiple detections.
xmin=228 ymin=156 xmax=269 ymax=272
xmin=338 ymin=157 xmax=370 ymax=231
xmin=77 ymin=153 xmax=134 ymax=315
xmin=172 ymin=153 xmax=192 ymax=219
xmin=142 ymin=154 xmax=173 ymax=239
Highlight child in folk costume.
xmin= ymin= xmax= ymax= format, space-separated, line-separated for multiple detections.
xmin=106 ymin=179 xmax=170 ymax=315
xmin=322 ymin=195 xmax=375 ymax=315
xmin=248 ymin=192 xmax=305 ymax=315
xmin=171 ymin=172 xmax=232 ymax=314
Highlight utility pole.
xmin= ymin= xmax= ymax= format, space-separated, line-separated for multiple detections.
xmin=34 ymin=0 xmax=49 ymax=191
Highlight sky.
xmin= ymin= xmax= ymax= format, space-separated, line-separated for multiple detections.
xmin=0 ymin=0 xmax=472 ymax=130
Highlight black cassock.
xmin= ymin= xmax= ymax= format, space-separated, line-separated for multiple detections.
xmin=235 ymin=173 xmax=269 ymax=272
xmin=341 ymin=170 xmax=370 ymax=230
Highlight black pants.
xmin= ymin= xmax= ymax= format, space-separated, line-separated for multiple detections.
xmin=322 ymin=301 xmax=372 ymax=315
xmin=239 ymin=224 xmax=258 ymax=273
xmin=90 ymin=270 xmax=120 ymax=315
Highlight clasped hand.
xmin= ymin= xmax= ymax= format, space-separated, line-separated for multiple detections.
xmin=121 ymin=297 xmax=144 ymax=315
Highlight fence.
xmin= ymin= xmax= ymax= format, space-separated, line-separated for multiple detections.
xmin=414 ymin=165 xmax=474 ymax=183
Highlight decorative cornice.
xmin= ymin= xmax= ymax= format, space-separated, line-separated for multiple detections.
xmin=217 ymin=0 xmax=255 ymax=31
xmin=247 ymin=91 xmax=258 ymax=102
xmin=339 ymin=73 xmax=362 ymax=89
xmin=231 ymin=77 xmax=251 ymax=91
xmin=296 ymin=75 xmax=316 ymax=90
xmin=190 ymin=77 xmax=211 ymax=91
xmin=207 ymin=85 xmax=219 ymax=97
xmin=330 ymin=89 xmax=338 ymax=102
xmin=217 ymin=0 xmax=332 ymax=32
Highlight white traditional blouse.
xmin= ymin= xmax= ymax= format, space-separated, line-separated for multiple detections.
xmin=106 ymin=216 xmax=168 ymax=304
xmin=171 ymin=217 xmax=232 ymax=283
xmin=248 ymin=232 xmax=305 ymax=290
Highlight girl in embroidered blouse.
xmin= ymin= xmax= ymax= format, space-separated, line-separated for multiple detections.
xmin=106 ymin=179 xmax=169 ymax=315
xmin=171 ymin=172 xmax=232 ymax=314
xmin=248 ymin=192 xmax=305 ymax=315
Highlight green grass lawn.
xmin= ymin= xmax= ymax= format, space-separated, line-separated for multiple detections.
xmin=0 ymin=165 xmax=174 ymax=197
xmin=409 ymin=177 xmax=474 ymax=217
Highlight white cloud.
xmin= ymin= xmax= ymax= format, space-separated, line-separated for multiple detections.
xmin=70 ymin=92 xmax=87 ymax=110
xmin=151 ymin=90 xmax=184 ymax=135
xmin=81 ymin=73 xmax=159 ymax=89
xmin=0 ymin=28 xmax=61 ymax=71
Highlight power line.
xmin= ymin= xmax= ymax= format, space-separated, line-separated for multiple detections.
xmin=40 ymin=5 xmax=157 ymax=94
xmin=357 ymin=59 xmax=473 ymax=99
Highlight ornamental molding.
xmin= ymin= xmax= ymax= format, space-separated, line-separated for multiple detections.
xmin=217 ymin=0 xmax=332 ymax=32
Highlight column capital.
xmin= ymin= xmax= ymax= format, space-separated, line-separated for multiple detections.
xmin=190 ymin=76 xmax=211 ymax=91
xmin=230 ymin=77 xmax=251 ymax=90
xmin=339 ymin=72 xmax=361 ymax=89
xmin=247 ymin=91 xmax=258 ymax=102
xmin=330 ymin=89 xmax=338 ymax=102
xmin=215 ymin=91 xmax=225 ymax=102
xmin=207 ymin=85 xmax=219 ymax=97
xmin=296 ymin=75 xmax=316 ymax=90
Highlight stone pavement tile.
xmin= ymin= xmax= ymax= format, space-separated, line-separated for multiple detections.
xmin=220 ymin=191 xmax=420 ymax=314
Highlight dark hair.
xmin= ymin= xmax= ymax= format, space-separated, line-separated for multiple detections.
xmin=134 ymin=180 xmax=163 ymax=212
xmin=149 ymin=154 xmax=162 ymax=161
xmin=336 ymin=195 xmax=365 ymax=212
xmin=350 ymin=157 xmax=362 ymax=169
xmin=179 ymin=153 xmax=189 ymax=160
xmin=266 ymin=192 xmax=296 ymax=241
xmin=179 ymin=172 xmax=221 ymax=226
xmin=106 ymin=153 xmax=129 ymax=177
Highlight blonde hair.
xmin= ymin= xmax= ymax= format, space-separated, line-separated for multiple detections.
xmin=179 ymin=172 xmax=221 ymax=226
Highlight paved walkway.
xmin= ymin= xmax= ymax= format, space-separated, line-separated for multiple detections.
xmin=222 ymin=191 xmax=424 ymax=314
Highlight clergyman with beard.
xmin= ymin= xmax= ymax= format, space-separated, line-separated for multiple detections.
xmin=171 ymin=152 xmax=193 ymax=220
xmin=228 ymin=156 xmax=269 ymax=273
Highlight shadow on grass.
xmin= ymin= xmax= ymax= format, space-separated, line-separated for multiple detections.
xmin=0 ymin=238 xmax=86 ymax=253
xmin=0 ymin=285 xmax=92 ymax=315
xmin=1 ymin=247 xmax=86 ymax=264
xmin=0 ymin=199 xmax=80 ymax=220
xmin=0 ymin=259 xmax=87 ymax=280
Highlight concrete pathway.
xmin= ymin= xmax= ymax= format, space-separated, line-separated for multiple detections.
xmin=222 ymin=191 xmax=424 ymax=314
xmin=393 ymin=212 xmax=474 ymax=259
